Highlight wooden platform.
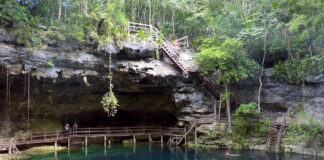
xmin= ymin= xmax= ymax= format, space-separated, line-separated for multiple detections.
xmin=0 ymin=126 xmax=185 ymax=150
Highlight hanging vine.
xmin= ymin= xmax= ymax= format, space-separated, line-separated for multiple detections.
xmin=101 ymin=51 xmax=119 ymax=117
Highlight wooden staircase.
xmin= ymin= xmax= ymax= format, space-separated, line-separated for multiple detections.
xmin=177 ymin=121 xmax=196 ymax=145
xmin=0 ymin=139 xmax=20 ymax=154
xmin=167 ymin=121 xmax=196 ymax=146
xmin=161 ymin=42 xmax=189 ymax=77
xmin=128 ymin=22 xmax=220 ymax=99
xmin=193 ymin=73 xmax=220 ymax=98
xmin=266 ymin=115 xmax=286 ymax=152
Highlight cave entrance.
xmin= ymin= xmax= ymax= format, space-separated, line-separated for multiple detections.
xmin=63 ymin=110 xmax=178 ymax=128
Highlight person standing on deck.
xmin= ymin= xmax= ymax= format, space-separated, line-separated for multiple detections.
xmin=64 ymin=123 xmax=70 ymax=136
xmin=73 ymin=122 xmax=78 ymax=135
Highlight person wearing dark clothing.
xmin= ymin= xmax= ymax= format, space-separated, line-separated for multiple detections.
xmin=73 ymin=122 xmax=78 ymax=135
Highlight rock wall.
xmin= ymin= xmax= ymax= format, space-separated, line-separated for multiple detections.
xmin=1 ymin=27 xmax=323 ymax=134
xmin=0 ymin=39 xmax=215 ymax=133
xmin=234 ymin=68 xmax=324 ymax=123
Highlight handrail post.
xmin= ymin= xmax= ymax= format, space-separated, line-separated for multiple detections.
xmin=56 ymin=130 xmax=59 ymax=140
xmin=184 ymin=128 xmax=187 ymax=145
xmin=89 ymin=128 xmax=90 ymax=136
xmin=44 ymin=131 xmax=46 ymax=140
xmin=30 ymin=132 xmax=32 ymax=142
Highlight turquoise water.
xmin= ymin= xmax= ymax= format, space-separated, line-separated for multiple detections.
xmin=22 ymin=144 xmax=322 ymax=160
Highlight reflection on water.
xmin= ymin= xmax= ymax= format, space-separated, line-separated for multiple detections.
xmin=18 ymin=143 xmax=323 ymax=160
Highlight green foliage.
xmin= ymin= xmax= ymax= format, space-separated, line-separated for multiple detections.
xmin=194 ymin=37 xmax=259 ymax=84
xmin=274 ymin=54 xmax=324 ymax=84
xmin=286 ymin=110 xmax=324 ymax=145
xmin=0 ymin=0 xmax=129 ymax=47
xmin=231 ymin=102 xmax=270 ymax=144
xmin=234 ymin=102 xmax=259 ymax=118
xmin=1 ymin=0 xmax=322 ymax=63
xmin=0 ymin=1 xmax=39 ymax=46
xmin=47 ymin=61 xmax=53 ymax=67
xmin=101 ymin=90 xmax=118 ymax=117
xmin=200 ymin=128 xmax=218 ymax=141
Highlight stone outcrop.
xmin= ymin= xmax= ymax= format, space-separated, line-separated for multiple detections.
xmin=234 ymin=68 xmax=324 ymax=123
xmin=0 ymin=38 xmax=215 ymax=132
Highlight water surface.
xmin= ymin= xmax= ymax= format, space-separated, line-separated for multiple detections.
xmin=20 ymin=144 xmax=322 ymax=160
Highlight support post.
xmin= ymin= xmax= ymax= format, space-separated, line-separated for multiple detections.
xmin=54 ymin=141 xmax=57 ymax=149
xmin=161 ymin=135 xmax=163 ymax=144
xmin=195 ymin=126 xmax=197 ymax=146
xmin=56 ymin=130 xmax=59 ymax=140
xmin=149 ymin=134 xmax=152 ymax=143
xmin=214 ymin=99 xmax=217 ymax=123
xmin=85 ymin=137 xmax=88 ymax=147
xmin=8 ymin=140 xmax=12 ymax=155
xmin=44 ymin=131 xmax=46 ymax=140
xmin=133 ymin=135 xmax=136 ymax=144
xmin=104 ymin=136 xmax=106 ymax=146
xmin=184 ymin=127 xmax=187 ymax=145
xmin=68 ymin=138 xmax=70 ymax=147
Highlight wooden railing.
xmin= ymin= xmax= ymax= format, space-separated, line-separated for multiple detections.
xmin=127 ymin=22 xmax=220 ymax=99
xmin=176 ymin=121 xmax=196 ymax=145
xmin=127 ymin=22 xmax=191 ymax=76
xmin=265 ymin=120 xmax=276 ymax=151
xmin=275 ymin=114 xmax=286 ymax=152
xmin=0 ymin=126 xmax=185 ymax=147
xmin=174 ymin=36 xmax=189 ymax=48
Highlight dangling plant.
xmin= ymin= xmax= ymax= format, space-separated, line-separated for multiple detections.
xmin=101 ymin=50 xmax=119 ymax=117
xmin=101 ymin=89 xmax=118 ymax=117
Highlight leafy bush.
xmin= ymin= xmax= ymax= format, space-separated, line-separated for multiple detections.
xmin=274 ymin=54 xmax=324 ymax=85
xmin=232 ymin=102 xmax=270 ymax=144
xmin=286 ymin=110 xmax=324 ymax=145
xmin=0 ymin=1 xmax=39 ymax=46
xmin=234 ymin=102 xmax=259 ymax=118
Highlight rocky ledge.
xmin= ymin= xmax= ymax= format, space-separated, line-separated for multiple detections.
xmin=0 ymin=40 xmax=215 ymax=132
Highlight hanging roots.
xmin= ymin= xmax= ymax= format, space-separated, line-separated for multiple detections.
xmin=101 ymin=42 xmax=118 ymax=117
xmin=101 ymin=90 xmax=118 ymax=117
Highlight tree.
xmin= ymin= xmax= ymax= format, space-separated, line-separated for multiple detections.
xmin=195 ymin=37 xmax=259 ymax=133
xmin=257 ymin=4 xmax=267 ymax=113
xmin=58 ymin=0 xmax=62 ymax=21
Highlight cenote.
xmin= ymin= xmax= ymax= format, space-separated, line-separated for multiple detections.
xmin=9 ymin=144 xmax=324 ymax=160
xmin=1 ymin=0 xmax=324 ymax=159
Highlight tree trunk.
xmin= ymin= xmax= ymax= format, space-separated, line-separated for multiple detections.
xmin=83 ymin=0 xmax=88 ymax=15
xmin=286 ymin=26 xmax=292 ymax=60
xmin=172 ymin=7 xmax=175 ymax=36
xmin=214 ymin=99 xmax=217 ymax=123
xmin=218 ymin=96 xmax=222 ymax=122
xmin=64 ymin=2 xmax=67 ymax=23
xmin=225 ymin=83 xmax=231 ymax=133
xmin=148 ymin=0 xmax=152 ymax=25
xmin=58 ymin=0 xmax=62 ymax=21
xmin=257 ymin=6 xmax=267 ymax=113
xmin=131 ymin=0 xmax=136 ymax=22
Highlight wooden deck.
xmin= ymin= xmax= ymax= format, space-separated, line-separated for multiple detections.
xmin=0 ymin=126 xmax=186 ymax=153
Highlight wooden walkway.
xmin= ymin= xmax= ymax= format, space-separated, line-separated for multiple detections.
xmin=128 ymin=22 xmax=220 ymax=98
xmin=0 ymin=126 xmax=186 ymax=154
